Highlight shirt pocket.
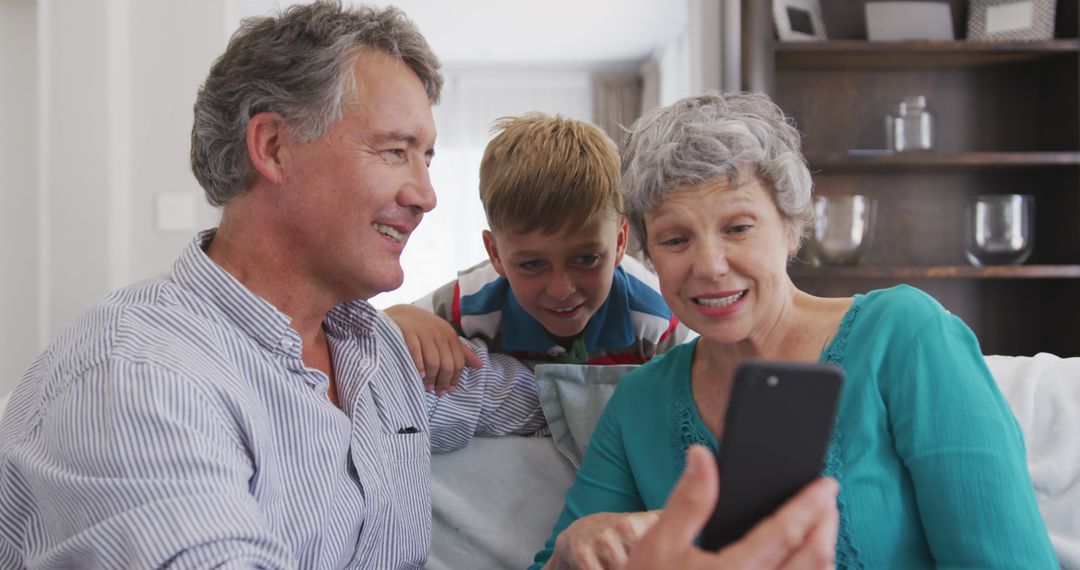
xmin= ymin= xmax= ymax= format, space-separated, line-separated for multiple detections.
xmin=381 ymin=429 xmax=429 ymax=464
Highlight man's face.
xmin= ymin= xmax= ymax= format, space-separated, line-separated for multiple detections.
xmin=279 ymin=49 xmax=437 ymax=302
xmin=484 ymin=215 xmax=628 ymax=342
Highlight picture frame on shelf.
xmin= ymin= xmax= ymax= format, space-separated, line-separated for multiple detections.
xmin=773 ymin=0 xmax=827 ymax=42
xmin=967 ymin=0 xmax=1057 ymax=41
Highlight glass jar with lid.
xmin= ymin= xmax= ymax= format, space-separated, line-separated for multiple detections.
xmin=888 ymin=95 xmax=934 ymax=152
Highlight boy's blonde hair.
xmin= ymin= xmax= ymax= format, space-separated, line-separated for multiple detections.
xmin=479 ymin=113 xmax=622 ymax=234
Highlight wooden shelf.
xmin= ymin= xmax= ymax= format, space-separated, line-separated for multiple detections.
xmin=776 ymin=39 xmax=1080 ymax=69
xmin=790 ymin=265 xmax=1080 ymax=279
xmin=805 ymin=151 xmax=1080 ymax=172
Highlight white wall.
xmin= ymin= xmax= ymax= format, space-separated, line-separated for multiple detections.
xmin=0 ymin=0 xmax=40 ymax=394
xmin=0 ymin=0 xmax=227 ymax=397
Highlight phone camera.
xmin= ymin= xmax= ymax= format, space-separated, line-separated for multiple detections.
xmin=766 ymin=375 xmax=780 ymax=387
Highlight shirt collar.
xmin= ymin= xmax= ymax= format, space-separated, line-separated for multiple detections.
xmin=499 ymin=265 xmax=636 ymax=354
xmin=170 ymin=230 xmax=297 ymax=355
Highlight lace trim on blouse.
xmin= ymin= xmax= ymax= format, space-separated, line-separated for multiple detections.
xmin=671 ymin=296 xmax=866 ymax=568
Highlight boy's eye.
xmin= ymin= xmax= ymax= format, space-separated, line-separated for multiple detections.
xmin=572 ymin=254 xmax=601 ymax=268
xmin=518 ymin=260 xmax=546 ymax=272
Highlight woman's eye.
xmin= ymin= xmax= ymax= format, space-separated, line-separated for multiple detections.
xmin=659 ymin=237 xmax=687 ymax=247
xmin=729 ymin=224 xmax=753 ymax=234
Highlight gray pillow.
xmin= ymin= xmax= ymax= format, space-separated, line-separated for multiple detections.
xmin=535 ymin=364 xmax=639 ymax=467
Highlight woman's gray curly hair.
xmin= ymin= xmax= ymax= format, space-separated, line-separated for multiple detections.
xmin=619 ymin=91 xmax=813 ymax=257
xmin=190 ymin=1 xmax=442 ymax=206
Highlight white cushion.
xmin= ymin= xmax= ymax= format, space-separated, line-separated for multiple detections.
xmin=985 ymin=353 xmax=1080 ymax=568
xmin=535 ymin=364 xmax=637 ymax=467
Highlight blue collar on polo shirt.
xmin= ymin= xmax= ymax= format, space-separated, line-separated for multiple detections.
xmin=499 ymin=266 xmax=636 ymax=354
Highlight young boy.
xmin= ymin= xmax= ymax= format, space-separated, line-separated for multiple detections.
xmin=387 ymin=113 xmax=686 ymax=392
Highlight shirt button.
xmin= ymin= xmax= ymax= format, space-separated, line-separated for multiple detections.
xmin=280 ymin=338 xmax=295 ymax=349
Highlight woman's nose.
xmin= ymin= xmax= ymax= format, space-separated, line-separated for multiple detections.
xmin=692 ymin=241 xmax=729 ymax=280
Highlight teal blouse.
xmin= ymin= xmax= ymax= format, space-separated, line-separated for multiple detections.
xmin=531 ymin=286 xmax=1057 ymax=569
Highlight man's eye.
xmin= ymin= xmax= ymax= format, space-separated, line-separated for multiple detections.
xmin=659 ymin=237 xmax=687 ymax=247
xmin=384 ymin=149 xmax=407 ymax=162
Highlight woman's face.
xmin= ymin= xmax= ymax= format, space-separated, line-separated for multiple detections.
xmin=644 ymin=174 xmax=797 ymax=345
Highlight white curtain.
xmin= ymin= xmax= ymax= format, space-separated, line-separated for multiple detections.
xmin=370 ymin=69 xmax=593 ymax=308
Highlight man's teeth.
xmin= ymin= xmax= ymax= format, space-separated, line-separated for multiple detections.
xmin=551 ymin=306 xmax=578 ymax=313
xmin=695 ymin=291 xmax=745 ymax=308
xmin=373 ymin=223 xmax=403 ymax=241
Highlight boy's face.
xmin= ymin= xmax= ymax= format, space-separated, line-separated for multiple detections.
xmin=484 ymin=215 xmax=629 ymax=342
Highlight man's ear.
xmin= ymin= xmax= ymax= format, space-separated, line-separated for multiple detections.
xmin=482 ymin=230 xmax=507 ymax=277
xmin=613 ymin=217 xmax=629 ymax=266
xmin=246 ymin=112 xmax=288 ymax=185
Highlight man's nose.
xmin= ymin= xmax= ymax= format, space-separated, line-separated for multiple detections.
xmin=402 ymin=161 xmax=436 ymax=214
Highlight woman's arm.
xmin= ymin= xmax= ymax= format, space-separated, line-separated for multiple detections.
xmin=530 ymin=390 xmax=647 ymax=569
xmin=886 ymin=311 xmax=1057 ymax=568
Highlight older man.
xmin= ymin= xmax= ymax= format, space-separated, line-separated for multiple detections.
xmin=0 ymin=2 xmax=837 ymax=568
xmin=0 ymin=3 xmax=543 ymax=567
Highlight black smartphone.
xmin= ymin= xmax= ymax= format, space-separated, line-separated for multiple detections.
xmin=698 ymin=360 xmax=844 ymax=551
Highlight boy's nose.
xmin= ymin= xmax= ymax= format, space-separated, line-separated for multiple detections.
xmin=546 ymin=270 xmax=575 ymax=300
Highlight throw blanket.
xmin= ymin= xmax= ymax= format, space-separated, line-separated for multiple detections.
xmin=986 ymin=353 xmax=1080 ymax=569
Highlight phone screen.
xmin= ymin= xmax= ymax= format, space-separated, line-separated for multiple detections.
xmin=698 ymin=360 xmax=843 ymax=551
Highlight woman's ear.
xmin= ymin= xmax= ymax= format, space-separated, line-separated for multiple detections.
xmin=786 ymin=223 xmax=803 ymax=257
xmin=246 ymin=112 xmax=287 ymax=185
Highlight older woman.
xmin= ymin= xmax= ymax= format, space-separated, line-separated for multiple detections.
xmin=532 ymin=92 xmax=1057 ymax=569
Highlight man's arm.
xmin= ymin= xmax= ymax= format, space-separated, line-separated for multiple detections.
xmin=425 ymin=338 xmax=545 ymax=452
xmin=3 ymin=359 xmax=295 ymax=568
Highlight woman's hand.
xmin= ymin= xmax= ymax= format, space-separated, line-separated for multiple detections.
xmin=625 ymin=445 xmax=839 ymax=570
xmin=545 ymin=510 xmax=661 ymax=570
xmin=383 ymin=304 xmax=482 ymax=394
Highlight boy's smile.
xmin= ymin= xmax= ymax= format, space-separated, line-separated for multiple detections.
xmin=484 ymin=215 xmax=629 ymax=345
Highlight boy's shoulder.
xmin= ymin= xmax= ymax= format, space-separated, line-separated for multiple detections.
xmin=614 ymin=256 xmax=670 ymax=320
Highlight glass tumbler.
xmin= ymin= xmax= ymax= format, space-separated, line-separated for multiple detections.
xmin=964 ymin=194 xmax=1034 ymax=267
xmin=810 ymin=195 xmax=875 ymax=266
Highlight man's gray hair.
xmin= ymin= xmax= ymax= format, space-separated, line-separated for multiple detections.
xmin=190 ymin=1 xmax=442 ymax=206
xmin=619 ymin=91 xmax=813 ymax=256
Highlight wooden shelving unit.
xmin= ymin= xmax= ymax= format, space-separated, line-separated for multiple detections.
xmin=776 ymin=39 xmax=1080 ymax=68
xmin=805 ymin=151 xmax=1080 ymax=171
xmin=790 ymin=265 xmax=1080 ymax=279
xmin=744 ymin=0 xmax=1080 ymax=356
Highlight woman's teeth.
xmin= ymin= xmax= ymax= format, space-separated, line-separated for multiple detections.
xmin=373 ymin=223 xmax=403 ymax=241
xmin=695 ymin=291 xmax=745 ymax=307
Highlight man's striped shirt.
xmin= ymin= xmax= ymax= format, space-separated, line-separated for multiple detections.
xmin=0 ymin=231 xmax=545 ymax=569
